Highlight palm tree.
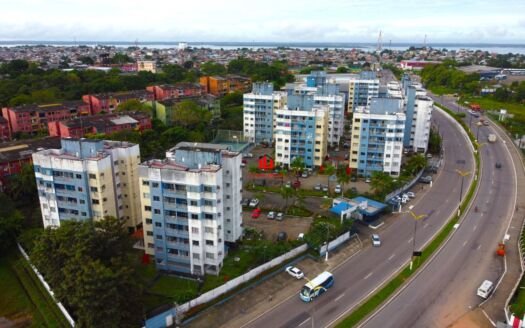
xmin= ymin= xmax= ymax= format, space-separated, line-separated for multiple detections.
xmin=370 ymin=171 xmax=394 ymax=197
xmin=336 ymin=168 xmax=351 ymax=196
xmin=279 ymin=186 xmax=294 ymax=210
xmin=290 ymin=156 xmax=305 ymax=182
xmin=405 ymin=154 xmax=427 ymax=175
xmin=324 ymin=164 xmax=336 ymax=194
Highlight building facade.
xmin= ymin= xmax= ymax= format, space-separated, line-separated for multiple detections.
xmin=139 ymin=142 xmax=243 ymax=275
xmin=82 ymin=90 xmax=154 ymax=115
xmin=146 ymin=83 xmax=202 ymax=101
xmin=32 ymin=139 xmax=142 ymax=231
xmin=0 ymin=116 xmax=11 ymax=141
xmin=243 ymin=82 xmax=286 ymax=144
xmin=402 ymin=75 xmax=434 ymax=153
xmin=349 ymin=98 xmax=406 ymax=177
xmin=347 ymin=73 xmax=380 ymax=113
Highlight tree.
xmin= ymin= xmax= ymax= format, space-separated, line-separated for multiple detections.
xmin=404 ymin=154 xmax=427 ymax=175
xmin=289 ymin=156 xmax=305 ymax=182
xmin=30 ymin=217 xmax=144 ymax=327
xmin=117 ymin=99 xmax=151 ymax=112
xmin=370 ymin=171 xmax=394 ymax=197
xmin=6 ymin=164 xmax=37 ymax=203
xmin=336 ymin=168 xmax=351 ymax=196
xmin=336 ymin=66 xmax=349 ymax=73
xmin=171 ymin=100 xmax=212 ymax=128
xmin=280 ymin=186 xmax=294 ymax=210
xmin=324 ymin=164 xmax=336 ymax=193
xmin=0 ymin=193 xmax=24 ymax=251
xmin=200 ymin=61 xmax=227 ymax=76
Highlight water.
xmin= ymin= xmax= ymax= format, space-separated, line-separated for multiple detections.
xmin=1 ymin=41 xmax=524 ymax=54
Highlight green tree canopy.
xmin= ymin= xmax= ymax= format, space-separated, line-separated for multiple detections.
xmin=30 ymin=217 xmax=144 ymax=327
xmin=116 ymin=99 xmax=151 ymax=112
xmin=0 ymin=193 xmax=24 ymax=251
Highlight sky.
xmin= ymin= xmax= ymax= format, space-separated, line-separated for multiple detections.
xmin=1 ymin=0 xmax=524 ymax=43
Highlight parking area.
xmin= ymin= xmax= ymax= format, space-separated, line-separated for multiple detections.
xmin=243 ymin=213 xmax=313 ymax=241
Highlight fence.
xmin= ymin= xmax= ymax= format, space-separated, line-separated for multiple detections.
xmin=148 ymin=243 xmax=307 ymax=323
xmin=384 ymin=169 xmax=425 ymax=202
xmin=320 ymin=232 xmax=352 ymax=256
xmin=17 ymin=243 xmax=75 ymax=327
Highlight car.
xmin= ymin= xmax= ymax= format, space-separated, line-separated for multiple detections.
xmin=401 ymin=195 xmax=409 ymax=204
xmin=301 ymin=171 xmax=308 ymax=178
xmin=351 ymin=175 xmax=357 ymax=182
xmin=406 ymin=191 xmax=416 ymax=198
xmin=469 ymin=110 xmax=480 ymax=117
xmin=243 ymin=153 xmax=254 ymax=158
xmin=419 ymin=175 xmax=433 ymax=184
xmin=426 ymin=153 xmax=433 ymax=159
xmin=249 ymin=198 xmax=259 ymax=207
xmin=392 ymin=195 xmax=402 ymax=203
xmin=334 ymin=184 xmax=342 ymax=193
xmin=343 ymin=143 xmax=350 ymax=149
xmin=292 ymin=180 xmax=301 ymax=189
xmin=267 ymin=211 xmax=276 ymax=219
xmin=322 ymin=184 xmax=329 ymax=192
xmin=314 ymin=183 xmax=322 ymax=191
xmin=483 ymin=120 xmax=490 ymax=126
xmin=240 ymin=162 xmax=246 ymax=168
xmin=285 ymin=266 xmax=304 ymax=279
xmin=371 ymin=234 xmax=381 ymax=247
xmin=251 ymin=208 xmax=261 ymax=218
xmin=365 ymin=178 xmax=371 ymax=183
xmin=242 ymin=159 xmax=247 ymax=164
xmin=495 ymin=162 xmax=502 ymax=169
xmin=350 ymin=187 xmax=358 ymax=194
xmin=276 ymin=212 xmax=284 ymax=221
xmin=285 ymin=181 xmax=291 ymax=188
xmin=241 ymin=198 xmax=250 ymax=206
xmin=277 ymin=231 xmax=288 ymax=241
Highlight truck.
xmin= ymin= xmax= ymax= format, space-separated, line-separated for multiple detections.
xmin=470 ymin=103 xmax=481 ymax=111
xmin=488 ymin=134 xmax=497 ymax=143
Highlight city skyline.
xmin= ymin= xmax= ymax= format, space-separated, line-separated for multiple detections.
xmin=2 ymin=0 xmax=524 ymax=43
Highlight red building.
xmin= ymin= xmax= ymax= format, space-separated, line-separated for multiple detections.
xmin=258 ymin=154 xmax=275 ymax=170
xmin=146 ymin=83 xmax=202 ymax=101
xmin=0 ymin=137 xmax=61 ymax=191
xmin=82 ymin=90 xmax=154 ymax=115
xmin=1 ymin=101 xmax=87 ymax=135
xmin=399 ymin=60 xmax=440 ymax=70
xmin=48 ymin=112 xmax=152 ymax=138
xmin=0 ymin=116 xmax=11 ymax=142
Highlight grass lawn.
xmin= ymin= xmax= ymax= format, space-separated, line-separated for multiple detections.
xmin=0 ymin=249 xmax=70 ymax=327
xmin=149 ymin=275 xmax=200 ymax=304
xmin=286 ymin=205 xmax=313 ymax=217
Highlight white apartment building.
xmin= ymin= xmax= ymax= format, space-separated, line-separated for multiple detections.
xmin=139 ymin=142 xmax=242 ymax=275
xmin=33 ymin=138 xmax=142 ymax=231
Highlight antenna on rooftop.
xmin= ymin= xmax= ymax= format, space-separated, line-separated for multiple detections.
xmin=376 ymin=30 xmax=383 ymax=53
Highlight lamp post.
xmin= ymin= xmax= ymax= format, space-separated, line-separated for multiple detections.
xmin=407 ymin=205 xmax=427 ymax=271
xmin=455 ymin=169 xmax=470 ymax=216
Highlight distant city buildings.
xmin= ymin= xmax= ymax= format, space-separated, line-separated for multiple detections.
xmin=33 ymin=138 xmax=142 ymax=230
xmin=199 ymin=75 xmax=251 ymax=97
xmin=139 ymin=142 xmax=243 ymax=275
xmin=347 ymin=72 xmax=380 ymax=113
xmin=137 ymin=60 xmax=156 ymax=73
xmin=82 ymin=90 xmax=154 ymax=115
xmin=146 ymin=83 xmax=202 ymax=101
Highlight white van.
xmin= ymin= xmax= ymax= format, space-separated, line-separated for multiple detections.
xmin=477 ymin=280 xmax=494 ymax=299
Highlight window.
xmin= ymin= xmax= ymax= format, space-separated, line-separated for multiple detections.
xmin=191 ymin=214 xmax=199 ymax=219
xmin=155 ymin=222 xmax=162 ymax=227
xmin=143 ymin=192 xmax=150 ymax=198
xmin=89 ymin=173 xmax=96 ymax=179
xmin=154 ymin=209 xmax=161 ymax=214
xmin=144 ymin=206 xmax=152 ymax=212
xmin=152 ymin=182 xmax=159 ymax=188
xmin=203 ymin=186 xmax=213 ymax=193
xmin=206 ymin=252 xmax=215 ymax=259
xmin=153 ymin=196 xmax=160 ymax=201
xmin=92 ymin=199 xmax=100 ymax=205
xmin=146 ymin=219 xmax=152 ymax=224
xmin=76 ymin=174 xmax=82 ymax=179
xmin=156 ymin=235 xmax=163 ymax=240
xmin=192 ymin=240 xmax=199 ymax=246
xmin=205 ymin=227 xmax=213 ymax=233
xmin=142 ymin=180 xmax=149 ymax=186
xmin=206 ymin=240 xmax=214 ymax=246
xmin=146 ymin=231 xmax=153 ymax=236
xmin=204 ymin=200 xmax=213 ymax=206
xmin=193 ymin=253 xmax=200 ymax=260
xmin=90 ymin=186 xmax=98 ymax=192
xmin=191 ymin=227 xmax=199 ymax=234
xmin=190 ymin=200 xmax=198 ymax=206
xmin=79 ymin=199 xmax=85 ymax=204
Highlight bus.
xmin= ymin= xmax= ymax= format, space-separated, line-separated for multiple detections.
xmin=299 ymin=271 xmax=334 ymax=302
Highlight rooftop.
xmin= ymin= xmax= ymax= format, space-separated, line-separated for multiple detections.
xmin=0 ymin=137 xmax=61 ymax=163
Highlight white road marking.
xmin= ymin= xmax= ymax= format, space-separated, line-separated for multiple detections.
xmin=388 ymin=254 xmax=396 ymax=261
xmin=423 ymin=223 xmax=429 ymax=228
xmin=335 ymin=293 xmax=345 ymax=302
xmin=463 ymin=241 xmax=468 ymax=247
xmin=364 ymin=272 xmax=373 ymax=280
xmin=477 ymin=244 xmax=482 ymax=250
xmin=473 ymin=225 xmax=478 ymax=231
xmin=408 ymin=237 xmax=413 ymax=244
xmin=299 ymin=317 xmax=311 ymax=326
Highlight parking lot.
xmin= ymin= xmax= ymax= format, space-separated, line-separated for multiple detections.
xmin=243 ymin=214 xmax=313 ymax=242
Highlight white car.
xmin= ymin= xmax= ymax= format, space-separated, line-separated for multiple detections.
xmin=334 ymin=184 xmax=342 ymax=193
xmin=276 ymin=212 xmax=284 ymax=221
xmin=285 ymin=266 xmax=304 ymax=279
xmin=401 ymin=195 xmax=409 ymax=204
xmin=365 ymin=178 xmax=371 ymax=183
xmin=249 ymin=198 xmax=259 ymax=208
xmin=267 ymin=211 xmax=276 ymax=219
xmin=406 ymin=191 xmax=416 ymax=198
xmin=371 ymin=234 xmax=381 ymax=247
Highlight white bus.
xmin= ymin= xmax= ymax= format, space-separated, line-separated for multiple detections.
xmin=299 ymin=271 xmax=334 ymax=302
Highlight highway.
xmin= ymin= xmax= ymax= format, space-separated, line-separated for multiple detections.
xmin=242 ymin=105 xmax=476 ymax=328
xmin=361 ymin=96 xmax=518 ymax=327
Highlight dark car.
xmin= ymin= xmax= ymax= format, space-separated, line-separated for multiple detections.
xmin=419 ymin=175 xmax=433 ymax=184
xmin=277 ymin=231 xmax=288 ymax=241
xmin=495 ymin=162 xmax=502 ymax=169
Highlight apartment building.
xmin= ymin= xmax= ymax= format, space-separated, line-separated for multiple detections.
xmin=32 ymin=138 xmax=142 ymax=231
xmin=274 ymin=93 xmax=328 ymax=168
xmin=347 ymin=72 xmax=380 ymax=112
xmin=146 ymin=83 xmax=202 ymax=101
xmin=1 ymin=101 xmax=88 ymax=135
xmin=243 ymin=82 xmax=286 ymax=144
xmin=0 ymin=116 xmax=11 ymax=141
xmin=48 ymin=112 xmax=152 ymax=138
xmin=137 ymin=60 xmax=157 ymax=73
xmin=82 ymin=90 xmax=154 ymax=115
xmin=200 ymin=75 xmax=251 ymax=96
xmin=349 ymin=98 xmax=406 ymax=177
xmin=139 ymin=142 xmax=243 ymax=275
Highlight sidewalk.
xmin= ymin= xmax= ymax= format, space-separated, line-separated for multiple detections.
xmin=480 ymin=125 xmax=525 ymax=324
xmin=185 ymin=238 xmax=362 ymax=328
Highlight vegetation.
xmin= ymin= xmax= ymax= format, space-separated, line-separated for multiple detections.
xmin=0 ymin=193 xmax=24 ymax=251
xmin=29 ymin=217 xmax=144 ymax=327
xmin=304 ymin=215 xmax=353 ymax=250
xmin=420 ymin=61 xmax=480 ymax=95
xmin=382 ymin=63 xmax=403 ymax=80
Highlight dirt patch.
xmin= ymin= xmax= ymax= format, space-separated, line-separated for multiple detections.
xmin=244 ymin=215 xmax=312 ymax=241
xmin=447 ymin=309 xmax=493 ymax=328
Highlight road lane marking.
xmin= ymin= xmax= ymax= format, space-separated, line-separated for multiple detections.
xmin=335 ymin=293 xmax=345 ymax=302
xmin=423 ymin=223 xmax=429 ymax=228
xmin=408 ymin=237 xmax=413 ymax=244
xmin=388 ymin=254 xmax=395 ymax=261
xmin=473 ymin=225 xmax=477 ymax=231
xmin=463 ymin=240 xmax=468 ymax=247
xmin=477 ymin=244 xmax=482 ymax=250
xmin=298 ymin=317 xmax=311 ymax=326
xmin=364 ymin=272 xmax=373 ymax=280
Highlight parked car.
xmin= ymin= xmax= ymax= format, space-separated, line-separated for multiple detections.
xmin=249 ymin=198 xmax=260 ymax=207
xmin=483 ymin=120 xmax=490 ymax=126
xmin=301 ymin=171 xmax=308 ymax=178
xmin=285 ymin=181 xmax=291 ymax=188
xmin=334 ymin=184 xmax=342 ymax=193
xmin=322 ymin=184 xmax=329 ymax=192
xmin=495 ymin=162 xmax=502 ymax=169
xmin=276 ymin=212 xmax=284 ymax=221
xmin=365 ymin=178 xmax=371 ymax=183
xmin=401 ymin=195 xmax=409 ymax=204
xmin=241 ymin=198 xmax=250 ymax=206
xmin=285 ymin=266 xmax=304 ymax=279
xmin=371 ymin=234 xmax=381 ymax=247
xmin=419 ymin=175 xmax=433 ymax=184
xmin=351 ymin=175 xmax=357 ymax=182
xmin=350 ymin=187 xmax=358 ymax=194
xmin=240 ymin=162 xmax=246 ymax=168
xmin=277 ymin=231 xmax=288 ymax=241
xmin=314 ymin=183 xmax=322 ymax=191
xmin=392 ymin=195 xmax=402 ymax=203
xmin=344 ymin=153 xmax=349 ymax=160
xmin=292 ymin=180 xmax=301 ymax=189
xmin=251 ymin=208 xmax=261 ymax=218
xmin=406 ymin=191 xmax=416 ymax=198
xmin=267 ymin=211 xmax=276 ymax=219
xmin=243 ymin=153 xmax=254 ymax=158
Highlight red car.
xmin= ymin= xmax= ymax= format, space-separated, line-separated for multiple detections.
xmin=251 ymin=208 xmax=261 ymax=218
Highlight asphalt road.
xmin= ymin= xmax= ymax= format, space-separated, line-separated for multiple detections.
xmin=241 ymin=106 xmax=476 ymax=328
xmin=361 ymin=96 xmax=518 ymax=327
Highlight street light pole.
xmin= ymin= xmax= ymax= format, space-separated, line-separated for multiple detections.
xmin=456 ymin=169 xmax=470 ymax=216
xmin=407 ymin=206 xmax=426 ymax=271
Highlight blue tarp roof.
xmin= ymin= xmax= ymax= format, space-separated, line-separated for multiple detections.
xmin=330 ymin=196 xmax=387 ymax=217
xmin=331 ymin=202 xmax=354 ymax=215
